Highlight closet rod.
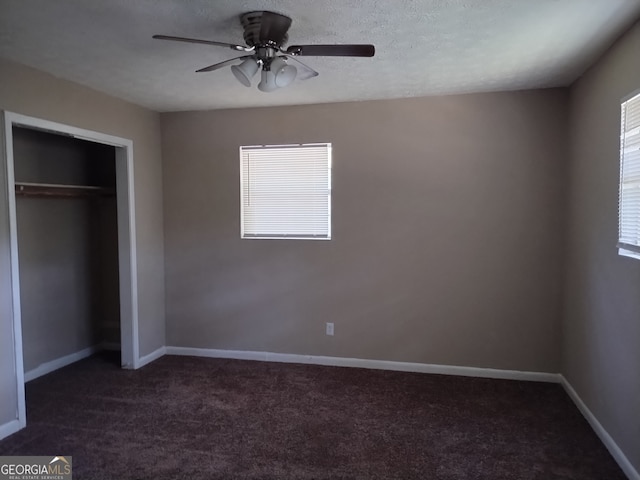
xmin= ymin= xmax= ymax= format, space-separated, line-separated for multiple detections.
xmin=14 ymin=181 xmax=115 ymax=198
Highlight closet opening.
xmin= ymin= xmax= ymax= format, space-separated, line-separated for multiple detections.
xmin=15 ymin=126 xmax=122 ymax=376
xmin=2 ymin=111 xmax=139 ymax=432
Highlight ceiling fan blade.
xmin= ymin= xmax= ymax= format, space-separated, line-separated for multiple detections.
xmin=284 ymin=55 xmax=319 ymax=80
xmin=196 ymin=55 xmax=252 ymax=73
xmin=259 ymin=11 xmax=292 ymax=45
xmin=153 ymin=35 xmax=253 ymax=52
xmin=286 ymin=44 xmax=375 ymax=57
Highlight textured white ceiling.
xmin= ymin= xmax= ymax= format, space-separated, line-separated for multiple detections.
xmin=1 ymin=0 xmax=639 ymax=112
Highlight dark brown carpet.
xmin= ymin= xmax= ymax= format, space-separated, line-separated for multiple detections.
xmin=0 ymin=354 xmax=625 ymax=480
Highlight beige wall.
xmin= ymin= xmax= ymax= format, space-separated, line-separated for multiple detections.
xmin=564 ymin=20 xmax=640 ymax=472
xmin=162 ymin=89 xmax=568 ymax=372
xmin=0 ymin=58 xmax=165 ymax=428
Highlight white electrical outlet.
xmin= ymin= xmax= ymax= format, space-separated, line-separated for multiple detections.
xmin=326 ymin=322 xmax=334 ymax=336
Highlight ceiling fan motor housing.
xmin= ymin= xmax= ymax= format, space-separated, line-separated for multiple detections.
xmin=240 ymin=11 xmax=290 ymax=48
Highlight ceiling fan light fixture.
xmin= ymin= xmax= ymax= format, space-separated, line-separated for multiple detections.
xmin=153 ymin=10 xmax=375 ymax=92
xmin=231 ymin=57 xmax=260 ymax=87
xmin=258 ymin=69 xmax=279 ymax=92
xmin=271 ymin=56 xmax=297 ymax=87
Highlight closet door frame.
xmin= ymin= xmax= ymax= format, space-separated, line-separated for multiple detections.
xmin=1 ymin=111 xmax=140 ymax=432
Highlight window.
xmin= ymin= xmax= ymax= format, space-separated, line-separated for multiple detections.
xmin=619 ymin=91 xmax=640 ymax=259
xmin=240 ymin=143 xmax=331 ymax=239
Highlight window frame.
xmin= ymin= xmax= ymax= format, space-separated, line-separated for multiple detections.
xmin=239 ymin=143 xmax=332 ymax=240
xmin=618 ymin=90 xmax=640 ymax=261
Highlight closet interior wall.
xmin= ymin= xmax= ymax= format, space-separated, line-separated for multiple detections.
xmin=13 ymin=126 xmax=120 ymax=373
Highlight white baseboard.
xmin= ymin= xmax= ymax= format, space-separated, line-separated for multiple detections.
xmin=165 ymin=346 xmax=560 ymax=383
xmin=24 ymin=345 xmax=100 ymax=382
xmin=22 ymin=343 xmax=164 ymax=381
xmin=0 ymin=419 xmax=21 ymax=441
xmin=138 ymin=346 xmax=166 ymax=368
xmin=560 ymin=375 xmax=639 ymax=480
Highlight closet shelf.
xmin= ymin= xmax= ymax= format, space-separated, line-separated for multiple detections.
xmin=14 ymin=182 xmax=115 ymax=198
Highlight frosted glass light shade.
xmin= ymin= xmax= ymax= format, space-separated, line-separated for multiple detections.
xmin=231 ymin=58 xmax=260 ymax=87
xmin=258 ymin=70 xmax=278 ymax=92
xmin=271 ymin=57 xmax=297 ymax=87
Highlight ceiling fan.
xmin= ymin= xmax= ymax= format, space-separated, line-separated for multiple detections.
xmin=153 ymin=11 xmax=375 ymax=92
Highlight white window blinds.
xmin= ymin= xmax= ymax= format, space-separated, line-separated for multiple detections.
xmin=240 ymin=143 xmax=331 ymax=239
xmin=619 ymin=92 xmax=640 ymax=257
